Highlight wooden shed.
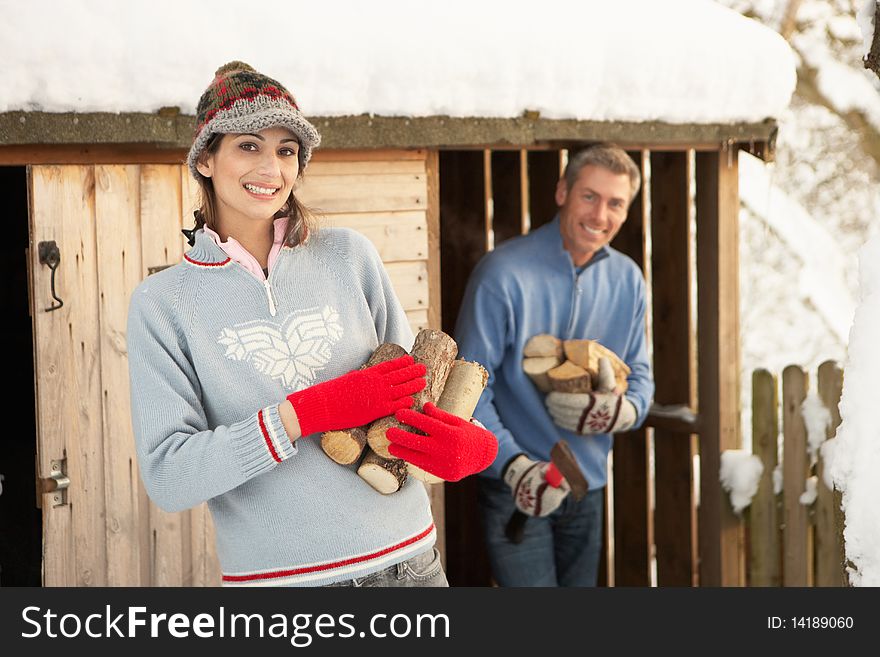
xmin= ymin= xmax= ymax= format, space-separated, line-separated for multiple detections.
xmin=0 ymin=110 xmax=776 ymax=587
xmin=0 ymin=0 xmax=799 ymax=588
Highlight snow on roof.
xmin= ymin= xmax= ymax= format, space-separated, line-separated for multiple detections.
xmin=1 ymin=0 xmax=795 ymax=124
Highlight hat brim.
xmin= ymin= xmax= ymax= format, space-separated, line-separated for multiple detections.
xmin=187 ymin=106 xmax=321 ymax=180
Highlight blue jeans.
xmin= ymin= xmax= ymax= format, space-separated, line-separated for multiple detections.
xmin=323 ymin=548 xmax=448 ymax=587
xmin=477 ymin=476 xmax=604 ymax=587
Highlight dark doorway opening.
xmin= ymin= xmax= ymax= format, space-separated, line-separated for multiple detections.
xmin=0 ymin=165 xmax=42 ymax=586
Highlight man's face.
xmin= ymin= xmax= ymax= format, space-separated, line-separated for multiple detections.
xmin=556 ymin=164 xmax=632 ymax=267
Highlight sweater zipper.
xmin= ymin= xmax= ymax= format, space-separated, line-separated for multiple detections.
xmin=263 ymin=278 xmax=278 ymax=317
xmin=565 ymin=271 xmax=583 ymax=338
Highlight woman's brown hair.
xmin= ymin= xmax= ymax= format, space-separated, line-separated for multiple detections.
xmin=188 ymin=132 xmax=317 ymax=247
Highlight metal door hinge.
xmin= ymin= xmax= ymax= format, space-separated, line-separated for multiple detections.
xmin=39 ymin=459 xmax=70 ymax=507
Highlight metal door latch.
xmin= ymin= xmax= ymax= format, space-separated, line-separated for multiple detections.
xmin=39 ymin=460 xmax=70 ymax=507
xmin=38 ymin=241 xmax=64 ymax=312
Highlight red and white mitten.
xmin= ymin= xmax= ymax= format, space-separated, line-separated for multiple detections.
xmin=502 ymin=454 xmax=570 ymax=517
xmin=545 ymin=391 xmax=637 ymax=434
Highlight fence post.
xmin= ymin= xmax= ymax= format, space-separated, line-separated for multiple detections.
xmin=782 ymin=365 xmax=811 ymax=586
xmin=815 ymin=361 xmax=847 ymax=586
xmin=749 ymin=369 xmax=781 ymax=586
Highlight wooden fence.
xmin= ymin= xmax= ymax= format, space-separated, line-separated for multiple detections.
xmin=748 ymin=360 xmax=847 ymax=586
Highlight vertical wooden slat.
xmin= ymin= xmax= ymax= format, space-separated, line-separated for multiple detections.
xmin=439 ymin=150 xmax=491 ymax=585
xmin=650 ymin=151 xmax=698 ymax=586
xmin=95 ymin=165 xmax=145 ymax=586
xmin=695 ymin=148 xmax=744 ymax=586
xmin=782 ymin=365 xmax=810 ymax=586
xmin=526 ymin=151 xmax=561 ymax=231
xmin=30 ymin=165 xmax=107 ymax=585
xmin=490 ymin=151 xmax=523 ymax=246
xmin=178 ymin=169 xmax=222 ymax=587
xmin=749 ymin=369 xmax=781 ymax=586
xmin=610 ymin=150 xmax=651 ymax=586
xmin=424 ymin=150 xmax=446 ymax=568
xmin=139 ymin=164 xmax=187 ymax=586
xmin=815 ymin=360 xmax=846 ymax=586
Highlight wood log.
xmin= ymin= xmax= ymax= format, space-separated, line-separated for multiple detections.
xmin=563 ymin=339 xmax=630 ymax=392
xmin=367 ymin=329 xmax=458 ymax=458
xmin=523 ymin=356 xmax=561 ymax=392
xmin=408 ymin=359 xmax=489 ymax=483
xmin=321 ymin=427 xmax=367 ymax=466
xmin=523 ymin=333 xmax=563 ymax=359
xmin=358 ymin=448 xmax=408 ymax=494
xmin=320 ymin=342 xmax=407 ymax=464
xmin=547 ymin=360 xmax=592 ymax=393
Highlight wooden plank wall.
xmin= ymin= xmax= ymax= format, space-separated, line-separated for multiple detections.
xmin=32 ymin=149 xmax=436 ymax=586
xmin=301 ymin=150 xmax=432 ymax=335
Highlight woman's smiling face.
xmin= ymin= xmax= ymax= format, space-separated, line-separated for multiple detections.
xmin=196 ymin=126 xmax=300 ymax=226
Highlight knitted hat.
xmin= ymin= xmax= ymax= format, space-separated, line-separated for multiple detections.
xmin=186 ymin=61 xmax=321 ymax=180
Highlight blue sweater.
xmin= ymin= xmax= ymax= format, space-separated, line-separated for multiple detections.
xmin=126 ymin=227 xmax=435 ymax=586
xmin=454 ymin=216 xmax=654 ymax=489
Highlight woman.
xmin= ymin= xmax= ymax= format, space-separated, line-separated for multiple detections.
xmin=126 ymin=61 xmax=497 ymax=587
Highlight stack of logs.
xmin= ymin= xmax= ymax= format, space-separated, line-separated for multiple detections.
xmin=320 ymin=329 xmax=488 ymax=494
xmin=522 ymin=334 xmax=630 ymax=394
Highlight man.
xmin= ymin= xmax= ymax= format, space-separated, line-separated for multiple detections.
xmin=454 ymin=143 xmax=655 ymax=587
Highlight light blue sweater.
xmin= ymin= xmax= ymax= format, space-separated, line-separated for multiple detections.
xmin=126 ymin=227 xmax=435 ymax=586
xmin=454 ymin=216 xmax=655 ymax=489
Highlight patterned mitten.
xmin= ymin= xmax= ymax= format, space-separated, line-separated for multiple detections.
xmin=503 ymin=454 xmax=571 ymax=517
xmin=287 ymin=355 xmax=426 ymax=436
xmin=545 ymin=391 xmax=637 ymax=434
xmin=387 ymin=403 xmax=498 ymax=482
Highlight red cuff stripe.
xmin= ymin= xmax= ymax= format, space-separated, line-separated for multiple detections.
xmin=222 ymin=523 xmax=436 ymax=583
xmin=258 ymin=409 xmax=282 ymax=463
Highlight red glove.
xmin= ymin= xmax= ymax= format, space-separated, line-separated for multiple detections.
xmin=287 ymin=355 xmax=427 ymax=436
xmin=386 ymin=402 xmax=499 ymax=482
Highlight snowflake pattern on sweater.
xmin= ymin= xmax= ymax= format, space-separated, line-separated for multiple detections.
xmin=217 ymin=305 xmax=343 ymax=388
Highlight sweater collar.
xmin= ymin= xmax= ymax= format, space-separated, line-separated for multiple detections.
xmin=183 ymin=228 xmax=235 ymax=267
xmin=535 ymin=214 xmax=610 ymax=271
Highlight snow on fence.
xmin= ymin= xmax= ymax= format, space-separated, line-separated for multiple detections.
xmin=747 ymin=361 xmax=846 ymax=587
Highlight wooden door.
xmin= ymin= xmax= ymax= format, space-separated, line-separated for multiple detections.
xmin=28 ymin=164 xmax=220 ymax=586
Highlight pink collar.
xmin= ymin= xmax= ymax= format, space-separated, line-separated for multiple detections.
xmin=203 ymin=216 xmax=290 ymax=281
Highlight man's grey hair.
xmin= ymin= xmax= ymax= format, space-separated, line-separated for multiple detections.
xmin=563 ymin=144 xmax=641 ymax=203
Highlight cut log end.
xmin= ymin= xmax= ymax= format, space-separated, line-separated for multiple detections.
xmin=547 ymin=360 xmax=592 ymax=393
xmin=523 ymin=356 xmax=562 ymax=393
xmin=524 ymin=333 xmax=563 ymax=359
xmin=321 ymin=427 xmax=367 ymax=465
xmin=358 ymin=449 xmax=408 ymax=494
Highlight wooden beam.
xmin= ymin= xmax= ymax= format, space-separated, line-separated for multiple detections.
xmin=650 ymin=151 xmax=698 ymax=587
xmin=610 ymin=150 xmax=652 ymax=586
xmin=0 ymin=111 xmax=778 ymax=158
xmin=695 ymin=149 xmax=745 ymax=587
xmin=438 ymin=150 xmax=492 ymax=586
xmin=424 ymin=149 xmax=446 ymax=567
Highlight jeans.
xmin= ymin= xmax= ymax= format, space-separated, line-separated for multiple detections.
xmin=477 ymin=476 xmax=604 ymax=587
xmin=323 ymin=547 xmax=448 ymax=587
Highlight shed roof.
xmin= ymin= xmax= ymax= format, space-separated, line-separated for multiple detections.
xmin=1 ymin=0 xmax=795 ymax=126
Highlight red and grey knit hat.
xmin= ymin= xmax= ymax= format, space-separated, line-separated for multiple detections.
xmin=186 ymin=61 xmax=321 ymax=180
